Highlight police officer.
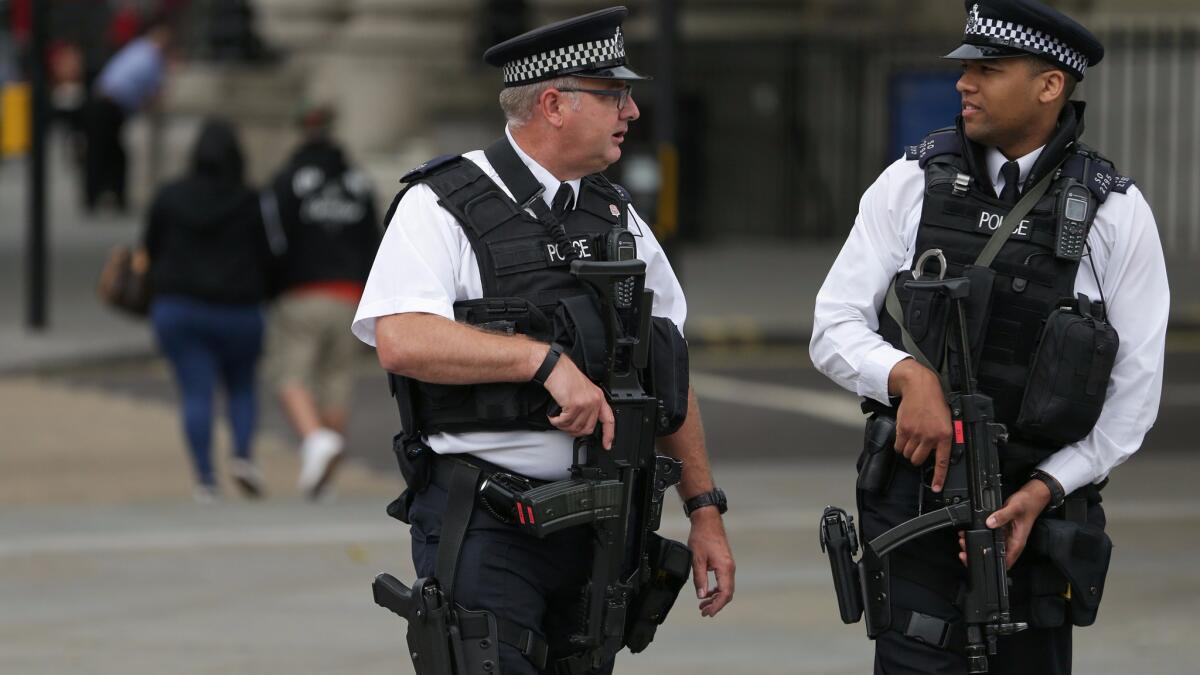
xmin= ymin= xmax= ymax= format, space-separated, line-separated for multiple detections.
xmin=351 ymin=7 xmax=735 ymax=673
xmin=810 ymin=1 xmax=1167 ymax=673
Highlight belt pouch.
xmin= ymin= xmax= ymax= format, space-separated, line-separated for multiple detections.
xmin=1015 ymin=296 xmax=1119 ymax=445
xmin=387 ymin=433 xmax=434 ymax=524
xmin=1028 ymin=517 xmax=1113 ymax=627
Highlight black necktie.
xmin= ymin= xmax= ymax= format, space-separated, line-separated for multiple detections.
xmin=999 ymin=161 xmax=1021 ymax=204
xmin=551 ymin=183 xmax=574 ymax=221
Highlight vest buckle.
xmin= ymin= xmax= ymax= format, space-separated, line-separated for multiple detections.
xmin=952 ymin=172 xmax=972 ymax=196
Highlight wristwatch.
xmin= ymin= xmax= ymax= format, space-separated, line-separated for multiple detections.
xmin=532 ymin=342 xmax=564 ymax=386
xmin=1029 ymin=469 xmax=1066 ymax=510
xmin=684 ymin=488 xmax=728 ymax=517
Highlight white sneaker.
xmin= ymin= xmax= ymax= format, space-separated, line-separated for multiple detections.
xmin=230 ymin=458 xmax=265 ymax=499
xmin=298 ymin=428 xmax=344 ymax=500
xmin=193 ymin=484 xmax=221 ymax=504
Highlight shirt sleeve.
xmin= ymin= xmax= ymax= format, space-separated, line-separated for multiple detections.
xmin=1037 ymin=186 xmax=1169 ymax=495
xmin=809 ymin=158 xmax=922 ymax=405
xmin=629 ymin=205 xmax=688 ymax=333
xmin=351 ymin=184 xmax=474 ymax=346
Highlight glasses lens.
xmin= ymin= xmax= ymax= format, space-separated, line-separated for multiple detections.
xmin=618 ymin=86 xmax=630 ymax=110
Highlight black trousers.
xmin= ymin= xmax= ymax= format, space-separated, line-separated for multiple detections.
xmin=83 ymin=97 xmax=127 ymax=210
xmin=858 ymin=460 xmax=1104 ymax=675
xmin=409 ymin=479 xmax=617 ymax=675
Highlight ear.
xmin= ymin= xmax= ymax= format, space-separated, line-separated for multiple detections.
xmin=537 ymin=88 xmax=568 ymax=129
xmin=1037 ymin=69 xmax=1066 ymax=105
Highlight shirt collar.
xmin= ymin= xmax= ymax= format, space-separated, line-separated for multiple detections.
xmin=986 ymin=145 xmax=1044 ymax=196
xmin=505 ymin=125 xmax=580 ymax=210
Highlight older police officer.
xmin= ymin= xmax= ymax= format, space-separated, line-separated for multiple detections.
xmin=811 ymin=1 xmax=1167 ymax=673
xmin=353 ymin=7 xmax=734 ymax=674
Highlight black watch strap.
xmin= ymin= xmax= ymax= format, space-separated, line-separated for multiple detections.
xmin=1030 ymin=469 xmax=1066 ymax=510
xmin=532 ymin=343 xmax=564 ymax=386
xmin=684 ymin=488 xmax=727 ymax=517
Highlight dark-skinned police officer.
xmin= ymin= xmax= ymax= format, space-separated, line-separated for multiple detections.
xmin=810 ymin=1 xmax=1168 ymax=674
xmin=351 ymin=7 xmax=735 ymax=674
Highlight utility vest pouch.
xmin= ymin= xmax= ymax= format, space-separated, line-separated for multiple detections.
xmin=888 ymin=270 xmax=951 ymax=367
xmin=1015 ymin=294 xmax=1118 ymax=445
xmin=643 ymin=317 xmax=690 ymax=435
xmin=1027 ymin=517 xmax=1113 ymax=627
xmin=624 ymin=533 xmax=692 ymax=653
xmin=553 ymin=294 xmax=609 ymax=382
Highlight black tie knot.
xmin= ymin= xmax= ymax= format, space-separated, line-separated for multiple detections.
xmin=1000 ymin=161 xmax=1021 ymax=204
xmin=551 ymin=183 xmax=574 ymax=220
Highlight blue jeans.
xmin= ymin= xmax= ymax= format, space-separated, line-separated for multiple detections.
xmin=151 ymin=295 xmax=264 ymax=487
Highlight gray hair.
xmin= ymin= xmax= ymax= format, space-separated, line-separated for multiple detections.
xmin=499 ymin=76 xmax=583 ymax=128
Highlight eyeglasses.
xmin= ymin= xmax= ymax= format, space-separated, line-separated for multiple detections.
xmin=556 ymin=84 xmax=633 ymax=111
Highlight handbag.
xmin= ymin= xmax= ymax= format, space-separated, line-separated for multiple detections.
xmin=97 ymin=245 xmax=152 ymax=316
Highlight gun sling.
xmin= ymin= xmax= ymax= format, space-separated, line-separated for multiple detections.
xmin=431 ymin=455 xmax=551 ymax=670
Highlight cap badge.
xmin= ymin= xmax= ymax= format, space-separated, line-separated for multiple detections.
xmin=609 ymin=204 xmax=621 ymax=217
xmin=966 ymin=4 xmax=981 ymax=33
xmin=614 ymin=27 xmax=625 ymax=54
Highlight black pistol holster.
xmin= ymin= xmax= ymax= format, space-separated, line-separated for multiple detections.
xmin=374 ymin=460 xmax=551 ymax=674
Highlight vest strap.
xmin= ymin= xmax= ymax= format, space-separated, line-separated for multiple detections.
xmin=974 ymin=158 xmax=1065 ymax=269
xmin=434 ymin=461 xmax=481 ymax=604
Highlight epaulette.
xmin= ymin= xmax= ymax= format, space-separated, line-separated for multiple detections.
xmin=399 ymin=154 xmax=461 ymax=183
xmin=1061 ymin=147 xmax=1135 ymax=203
xmin=905 ymin=127 xmax=961 ymax=168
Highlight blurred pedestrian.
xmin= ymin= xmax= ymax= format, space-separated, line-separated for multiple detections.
xmin=143 ymin=119 xmax=274 ymax=502
xmin=84 ymin=17 xmax=170 ymax=212
xmin=262 ymin=104 xmax=380 ymax=499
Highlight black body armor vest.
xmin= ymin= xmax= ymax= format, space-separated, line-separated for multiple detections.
xmin=878 ymin=103 xmax=1132 ymax=469
xmin=386 ymin=143 xmax=633 ymax=435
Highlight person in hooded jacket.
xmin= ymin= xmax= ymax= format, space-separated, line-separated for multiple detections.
xmin=143 ymin=118 xmax=273 ymax=502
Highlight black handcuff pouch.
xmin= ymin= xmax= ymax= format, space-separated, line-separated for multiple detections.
xmin=387 ymin=432 xmax=434 ymax=525
xmin=1015 ymin=293 xmax=1119 ymax=446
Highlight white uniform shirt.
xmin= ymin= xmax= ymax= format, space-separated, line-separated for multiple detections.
xmin=353 ymin=127 xmax=687 ymax=481
xmin=810 ymin=145 xmax=1169 ymax=496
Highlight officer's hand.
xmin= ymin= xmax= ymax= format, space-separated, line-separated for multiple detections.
xmin=688 ymin=508 xmax=735 ymax=617
xmin=889 ymin=359 xmax=953 ymax=492
xmin=957 ymin=480 xmax=1052 ymax=570
xmin=543 ymin=354 xmax=615 ymax=449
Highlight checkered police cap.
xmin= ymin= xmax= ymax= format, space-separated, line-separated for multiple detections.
xmin=484 ymin=6 xmax=650 ymax=87
xmin=946 ymin=0 xmax=1104 ymax=81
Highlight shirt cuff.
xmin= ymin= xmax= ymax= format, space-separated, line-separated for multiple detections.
xmin=1035 ymin=448 xmax=1095 ymax=497
xmin=858 ymin=344 xmax=912 ymax=406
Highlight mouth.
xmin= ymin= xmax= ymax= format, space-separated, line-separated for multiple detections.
xmin=962 ymin=101 xmax=983 ymax=117
xmin=612 ymin=130 xmax=626 ymax=143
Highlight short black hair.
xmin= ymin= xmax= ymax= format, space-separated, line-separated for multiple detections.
xmin=1026 ymin=55 xmax=1077 ymax=101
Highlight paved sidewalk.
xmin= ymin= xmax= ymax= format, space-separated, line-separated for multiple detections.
xmin=1 ymin=371 xmax=1197 ymax=674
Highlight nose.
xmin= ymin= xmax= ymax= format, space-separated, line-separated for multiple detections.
xmin=956 ymin=69 xmax=976 ymax=95
xmin=622 ymin=93 xmax=640 ymax=121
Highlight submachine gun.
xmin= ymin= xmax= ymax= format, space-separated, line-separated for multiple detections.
xmin=517 ymin=257 xmax=691 ymax=673
xmin=820 ymin=273 xmax=1027 ymax=673
xmin=373 ymin=247 xmax=691 ymax=674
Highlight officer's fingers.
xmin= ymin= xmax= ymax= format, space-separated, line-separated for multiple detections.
xmin=691 ymin=555 xmax=709 ymax=600
xmin=987 ymin=502 xmax=1019 ymax=530
xmin=908 ymin=440 xmax=932 ymax=466
xmin=959 ymin=550 xmax=968 ymax=567
xmin=598 ymin=400 xmax=615 ymax=450
xmin=930 ymin=437 xmax=953 ymax=493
